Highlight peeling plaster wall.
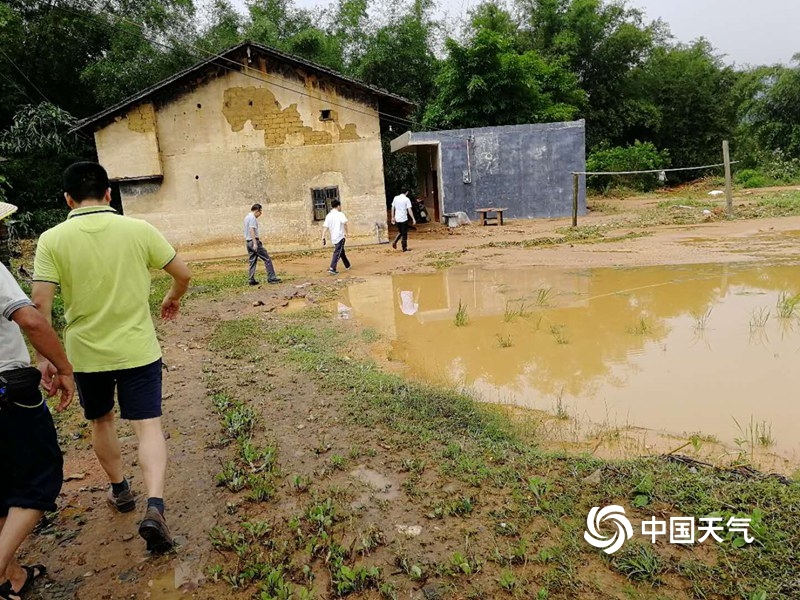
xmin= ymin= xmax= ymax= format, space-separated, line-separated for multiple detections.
xmin=96 ymin=69 xmax=386 ymax=258
xmin=94 ymin=103 xmax=162 ymax=180
xmin=408 ymin=121 xmax=586 ymax=221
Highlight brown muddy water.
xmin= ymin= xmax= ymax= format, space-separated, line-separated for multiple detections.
xmin=342 ymin=263 xmax=800 ymax=463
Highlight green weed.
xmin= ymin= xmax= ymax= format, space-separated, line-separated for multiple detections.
xmin=776 ymin=291 xmax=800 ymax=319
xmin=749 ymin=307 xmax=770 ymax=329
xmin=612 ymin=544 xmax=664 ymax=585
xmin=504 ymin=301 xmax=529 ymax=322
xmin=497 ymin=333 xmax=513 ymax=348
xmin=627 ymin=317 xmax=652 ymax=335
xmin=549 ymin=324 xmax=569 ymax=344
xmin=498 ymin=569 xmax=519 ymax=592
xmin=691 ymin=308 xmax=713 ymax=331
xmin=535 ymin=287 xmax=553 ymax=307
xmin=455 ymin=299 xmax=469 ymax=326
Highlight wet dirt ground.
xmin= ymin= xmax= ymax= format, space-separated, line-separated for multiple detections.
xmin=14 ymin=194 xmax=800 ymax=599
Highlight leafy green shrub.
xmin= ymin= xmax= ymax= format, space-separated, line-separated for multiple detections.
xmin=762 ymin=149 xmax=800 ymax=183
xmin=587 ymin=141 xmax=670 ymax=193
xmin=735 ymin=169 xmax=767 ymax=188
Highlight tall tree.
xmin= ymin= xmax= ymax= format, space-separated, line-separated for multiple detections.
xmin=517 ymin=0 xmax=662 ymax=148
xmin=736 ymin=58 xmax=800 ymax=162
xmin=423 ymin=28 xmax=583 ymax=129
xmin=633 ymin=39 xmax=737 ymax=169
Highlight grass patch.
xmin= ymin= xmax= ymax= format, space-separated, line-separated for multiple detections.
xmin=425 ymin=251 xmax=462 ymax=270
xmin=209 ymin=317 xmax=264 ymax=360
xmin=481 ymin=229 xmax=650 ymax=249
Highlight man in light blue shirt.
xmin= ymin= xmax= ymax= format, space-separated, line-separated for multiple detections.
xmin=244 ymin=203 xmax=280 ymax=285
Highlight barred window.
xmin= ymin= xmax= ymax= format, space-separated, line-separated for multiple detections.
xmin=312 ymin=186 xmax=339 ymax=221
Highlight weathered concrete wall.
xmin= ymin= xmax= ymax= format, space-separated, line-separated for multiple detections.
xmin=98 ymin=69 xmax=386 ymax=258
xmin=408 ymin=121 xmax=586 ymax=221
xmin=95 ymin=103 xmax=163 ymax=180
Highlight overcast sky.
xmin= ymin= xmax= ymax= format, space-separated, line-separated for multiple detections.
xmin=226 ymin=0 xmax=798 ymax=67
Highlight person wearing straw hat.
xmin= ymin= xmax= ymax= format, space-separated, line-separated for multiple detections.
xmin=0 ymin=202 xmax=75 ymax=600
xmin=0 ymin=202 xmax=15 ymax=271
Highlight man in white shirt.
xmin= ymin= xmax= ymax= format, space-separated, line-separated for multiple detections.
xmin=322 ymin=200 xmax=350 ymax=275
xmin=391 ymin=190 xmax=416 ymax=252
xmin=244 ymin=203 xmax=280 ymax=285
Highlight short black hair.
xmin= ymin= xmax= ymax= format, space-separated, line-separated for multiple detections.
xmin=63 ymin=162 xmax=109 ymax=202
xmin=331 ymin=199 xmax=341 ymax=208
xmin=251 ymin=203 xmax=262 ymax=211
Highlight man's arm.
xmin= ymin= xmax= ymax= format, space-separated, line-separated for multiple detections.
xmin=161 ymin=255 xmax=191 ymax=320
xmin=249 ymin=225 xmax=259 ymax=243
xmin=321 ymin=224 xmax=328 ymax=245
xmin=406 ymin=205 xmax=416 ymax=225
xmin=11 ymin=304 xmax=74 ymax=410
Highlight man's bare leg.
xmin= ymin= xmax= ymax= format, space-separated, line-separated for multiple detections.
xmin=130 ymin=417 xmax=167 ymax=500
xmin=90 ymin=411 xmax=124 ymax=484
xmin=0 ymin=509 xmax=44 ymax=593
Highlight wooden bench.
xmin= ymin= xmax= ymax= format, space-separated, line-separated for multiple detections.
xmin=475 ymin=207 xmax=508 ymax=226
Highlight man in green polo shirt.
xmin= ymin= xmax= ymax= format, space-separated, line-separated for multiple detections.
xmin=32 ymin=162 xmax=191 ymax=554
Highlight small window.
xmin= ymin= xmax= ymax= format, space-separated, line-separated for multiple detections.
xmin=312 ymin=186 xmax=339 ymax=221
xmin=319 ymin=109 xmax=332 ymax=121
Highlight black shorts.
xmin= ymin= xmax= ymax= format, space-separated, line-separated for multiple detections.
xmin=0 ymin=394 xmax=64 ymax=516
xmin=75 ymin=359 xmax=163 ymax=421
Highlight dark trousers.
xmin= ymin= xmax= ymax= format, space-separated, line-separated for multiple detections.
xmin=247 ymin=240 xmax=276 ymax=281
xmin=393 ymin=221 xmax=410 ymax=250
xmin=330 ymin=239 xmax=350 ymax=271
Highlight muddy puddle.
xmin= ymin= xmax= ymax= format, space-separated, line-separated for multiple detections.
xmin=342 ymin=263 xmax=800 ymax=465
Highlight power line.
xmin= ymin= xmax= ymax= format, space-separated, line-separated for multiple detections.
xmin=0 ymin=47 xmax=54 ymax=106
xmin=0 ymin=70 xmax=40 ymax=106
xmin=573 ymin=162 xmax=740 ymax=176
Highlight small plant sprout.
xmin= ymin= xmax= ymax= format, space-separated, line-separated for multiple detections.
xmin=497 ymin=333 xmax=513 ymax=348
xmin=498 ymin=570 xmax=519 ymax=592
xmin=535 ymin=287 xmax=553 ymax=307
xmin=750 ymin=306 xmax=770 ymax=330
xmin=691 ymin=307 xmax=712 ymax=331
xmin=455 ymin=299 xmax=469 ymax=327
xmin=504 ymin=301 xmax=529 ymax=322
xmin=627 ymin=317 xmax=651 ymax=335
xmin=550 ymin=324 xmax=569 ymax=344
xmin=776 ymin=291 xmax=800 ymax=319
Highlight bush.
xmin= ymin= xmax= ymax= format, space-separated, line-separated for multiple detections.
xmin=762 ymin=149 xmax=800 ymax=184
xmin=587 ymin=141 xmax=670 ymax=194
xmin=735 ymin=169 xmax=767 ymax=189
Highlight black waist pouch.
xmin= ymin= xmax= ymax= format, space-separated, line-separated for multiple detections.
xmin=0 ymin=366 xmax=43 ymax=408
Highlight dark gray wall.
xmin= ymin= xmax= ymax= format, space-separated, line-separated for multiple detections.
xmin=411 ymin=120 xmax=586 ymax=220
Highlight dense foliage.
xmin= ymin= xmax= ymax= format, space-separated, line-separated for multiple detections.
xmin=1 ymin=0 xmax=798 ymax=227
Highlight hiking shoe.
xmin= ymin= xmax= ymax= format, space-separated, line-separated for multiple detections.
xmin=391 ymin=241 xmax=397 ymax=249
xmin=138 ymin=507 xmax=174 ymax=554
xmin=328 ymin=269 xmax=338 ymax=275
xmin=248 ymin=279 xmax=259 ymax=286
xmin=267 ymin=276 xmax=281 ymax=283
xmin=107 ymin=486 xmax=136 ymax=513
xmin=345 ymin=266 xmax=351 ymax=271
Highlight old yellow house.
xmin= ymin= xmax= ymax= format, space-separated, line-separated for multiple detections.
xmin=74 ymin=41 xmax=414 ymax=258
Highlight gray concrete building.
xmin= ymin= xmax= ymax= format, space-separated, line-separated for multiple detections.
xmin=390 ymin=120 xmax=586 ymax=223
